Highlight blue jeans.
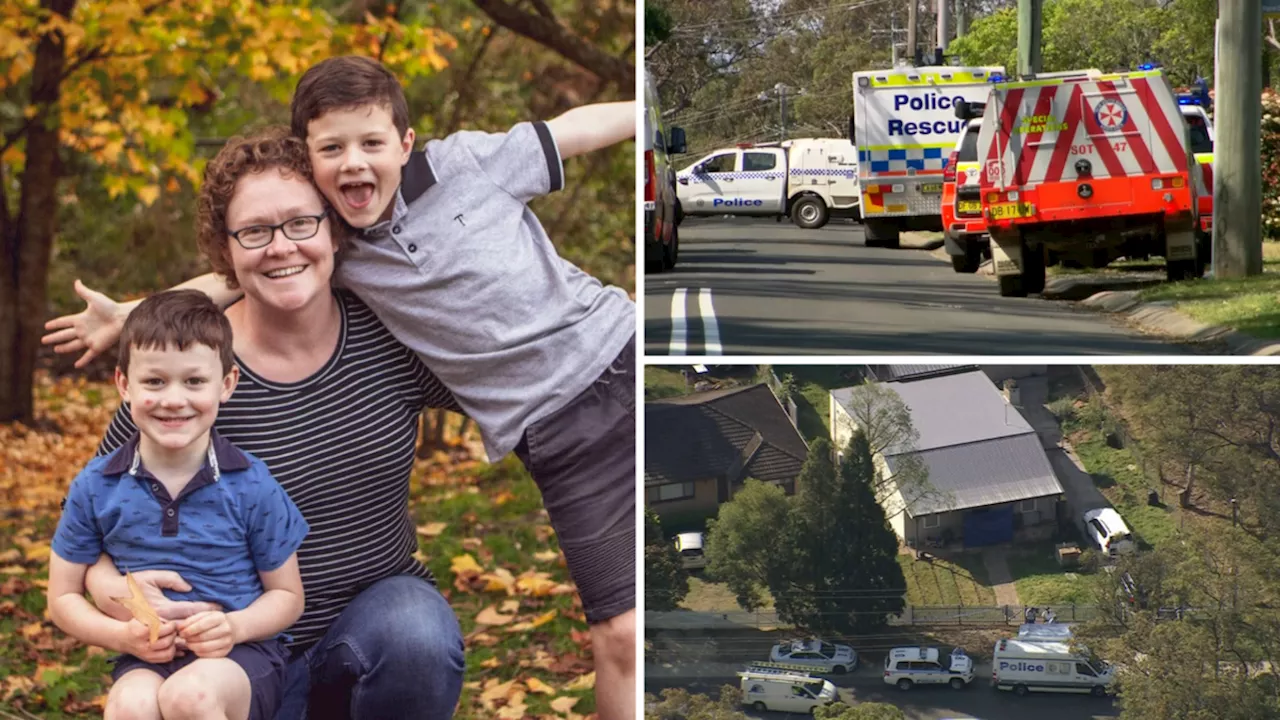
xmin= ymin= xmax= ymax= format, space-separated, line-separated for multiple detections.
xmin=274 ymin=575 xmax=465 ymax=720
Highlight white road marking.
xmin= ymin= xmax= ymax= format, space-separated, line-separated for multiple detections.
xmin=669 ymin=288 xmax=688 ymax=354
xmin=698 ymin=288 xmax=722 ymax=355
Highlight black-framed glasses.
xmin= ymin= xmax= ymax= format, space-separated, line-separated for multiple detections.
xmin=228 ymin=212 xmax=328 ymax=249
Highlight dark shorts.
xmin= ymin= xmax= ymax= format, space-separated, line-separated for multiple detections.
xmin=515 ymin=333 xmax=635 ymax=625
xmin=111 ymin=639 xmax=289 ymax=720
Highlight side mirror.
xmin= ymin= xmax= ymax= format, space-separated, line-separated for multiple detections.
xmin=669 ymin=126 xmax=687 ymax=154
xmin=848 ymin=114 xmax=856 ymax=145
xmin=954 ymin=100 xmax=972 ymax=121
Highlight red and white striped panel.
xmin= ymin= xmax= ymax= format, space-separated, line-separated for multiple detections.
xmin=980 ymin=72 xmax=1189 ymax=189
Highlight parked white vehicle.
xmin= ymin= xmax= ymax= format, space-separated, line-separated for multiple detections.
xmin=673 ymin=532 xmax=706 ymax=570
xmin=1083 ymin=508 xmax=1136 ymax=556
xmin=883 ymin=646 xmax=974 ymax=691
xmin=769 ymin=639 xmax=858 ymax=673
xmin=676 ymin=138 xmax=860 ymax=229
xmin=739 ymin=664 xmax=840 ymax=714
xmin=993 ymin=627 xmax=1115 ymax=696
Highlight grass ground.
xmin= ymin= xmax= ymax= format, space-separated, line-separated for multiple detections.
xmin=896 ymin=553 xmax=997 ymax=606
xmin=1135 ymin=241 xmax=1280 ymax=338
xmin=774 ymin=365 xmax=864 ymax=442
xmin=644 ymin=366 xmax=690 ymax=400
xmin=679 ymin=576 xmax=775 ymax=613
xmin=0 ymin=375 xmax=596 ymax=719
xmin=1007 ymin=545 xmax=1096 ymax=607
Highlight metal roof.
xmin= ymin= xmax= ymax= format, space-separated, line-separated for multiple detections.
xmin=887 ymin=432 xmax=1062 ymax=515
xmin=875 ymin=365 xmax=977 ymax=382
xmin=886 ymin=369 xmax=1033 ymax=452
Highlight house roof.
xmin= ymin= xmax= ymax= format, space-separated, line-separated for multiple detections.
xmin=645 ymin=383 xmax=808 ymax=487
xmin=832 ymin=369 xmax=1061 ymax=516
xmin=866 ymin=364 xmax=978 ymax=382
xmin=886 ymin=433 xmax=1062 ymax=515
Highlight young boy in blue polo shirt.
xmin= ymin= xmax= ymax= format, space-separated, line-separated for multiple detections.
xmin=48 ymin=290 xmax=308 ymax=720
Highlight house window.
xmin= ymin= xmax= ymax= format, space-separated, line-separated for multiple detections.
xmin=1016 ymin=498 xmax=1038 ymax=513
xmin=922 ymin=514 xmax=940 ymax=529
xmin=650 ymin=482 xmax=695 ymax=503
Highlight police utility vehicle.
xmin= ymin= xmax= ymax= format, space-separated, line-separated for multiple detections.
xmin=992 ymin=624 xmax=1114 ymax=697
xmin=675 ymin=138 xmax=860 ymax=229
xmin=851 ymin=65 xmax=1004 ymax=247
xmin=883 ymin=646 xmax=974 ymax=691
xmin=738 ymin=663 xmax=841 ymax=714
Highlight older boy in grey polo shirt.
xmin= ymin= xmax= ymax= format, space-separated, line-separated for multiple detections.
xmin=297 ymin=56 xmax=638 ymax=719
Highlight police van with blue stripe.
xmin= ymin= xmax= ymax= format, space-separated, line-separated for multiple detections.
xmin=675 ymin=138 xmax=860 ymax=229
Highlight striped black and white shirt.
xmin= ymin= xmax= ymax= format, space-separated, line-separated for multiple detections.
xmin=99 ymin=290 xmax=459 ymax=651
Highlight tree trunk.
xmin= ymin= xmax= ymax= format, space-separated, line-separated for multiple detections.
xmin=1180 ymin=463 xmax=1195 ymax=508
xmin=1 ymin=0 xmax=74 ymax=422
xmin=417 ymin=408 xmax=449 ymax=458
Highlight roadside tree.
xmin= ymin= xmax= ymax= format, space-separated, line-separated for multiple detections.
xmin=644 ymin=687 xmax=749 ymax=720
xmin=814 ymin=702 xmax=905 ymax=720
xmin=704 ymin=479 xmax=793 ymax=612
xmin=645 ymin=507 xmax=690 ymax=611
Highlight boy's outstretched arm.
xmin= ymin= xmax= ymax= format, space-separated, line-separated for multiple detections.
xmin=544 ymin=101 xmax=636 ymax=160
xmin=42 ymin=274 xmax=242 ymax=368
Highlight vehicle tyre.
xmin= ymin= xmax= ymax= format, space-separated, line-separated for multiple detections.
xmin=675 ymin=199 xmax=685 ymax=227
xmin=753 ymin=701 xmax=767 ymax=711
xmin=1166 ymin=258 xmax=1196 ymax=282
xmin=1013 ymin=684 xmax=1029 ymax=697
xmin=792 ymin=196 xmax=829 ymax=229
xmin=998 ymin=274 xmax=1027 ymax=298
xmin=897 ymin=679 xmax=913 ymax=691
xmin=645 ymin=242 xmax=664 ymax=274
xmin=1023 ymin=242 xmax=1046 ymax=295
xmin=951 ymin=242 xmax=980 ymax=273
xmin=662 ymin=225 xmax=679 ymax=270
xmin=1091 ymin=685 xmax=1108 ymax=698
xmin=950 ymin=678 xmax=967 ymax=690
xmin=864 ymin=220 xmax=901 ymax=249
xmin=832 ymin=665 xmax=847 ymax=674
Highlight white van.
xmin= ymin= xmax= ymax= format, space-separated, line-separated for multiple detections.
xmin=673 ymin=532 xmax=706 ymax=570
xmin=739 ymin=664 xmax=840 ymax=714
xmin=992 ymin=630 xmax=1114 ymax=697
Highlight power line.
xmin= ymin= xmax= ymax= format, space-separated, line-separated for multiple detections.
xmin=672 ymin=0 xmax=896 ymax=34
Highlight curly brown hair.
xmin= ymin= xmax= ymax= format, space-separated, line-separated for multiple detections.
xmin=196 ymin=126 xmax=333 ymax=289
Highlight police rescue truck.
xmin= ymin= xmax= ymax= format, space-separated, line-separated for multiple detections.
xmin=968 ymin=65 xmax=1205 ymax=297
xmin=851 ymin=65 xmax=1004 ymax=247
xmin=738 ymin=662 xmax=841 ymax=714
xmin=675 ymin=138 xmax=860 ymax=229
xmin=992 ymin=625 xmax=1115 ymax=697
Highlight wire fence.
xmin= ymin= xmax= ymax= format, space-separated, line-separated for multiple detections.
xmin=646 ymin=604 xmax=1106 ymax=632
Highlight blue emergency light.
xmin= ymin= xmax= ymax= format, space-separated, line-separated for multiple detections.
xmin=989 ymin=73 xmax=1005 ymax=83
xmin=1138 ymin=63 xmax=1157 ymax=71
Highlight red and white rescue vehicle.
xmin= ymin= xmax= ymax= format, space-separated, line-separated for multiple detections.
xmin=970 ymin=67 xmax=1206 ymax=297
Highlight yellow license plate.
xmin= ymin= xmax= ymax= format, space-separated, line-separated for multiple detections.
xmin=957 ymin=200 xmax=982 ymax=213
xmin=920 ymin=183 xmax=943 ymax=194
xmin=989 ymin=202 xmax=1035 ymax=220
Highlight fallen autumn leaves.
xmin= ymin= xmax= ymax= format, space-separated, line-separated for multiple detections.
xmin=1 ymin=373 xmax=598 ymax=718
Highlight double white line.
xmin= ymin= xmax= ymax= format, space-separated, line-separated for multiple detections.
xmin=668 ymin=288 xmax=722 ymax=355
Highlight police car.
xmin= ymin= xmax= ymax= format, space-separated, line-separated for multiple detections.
xmin=883 ymin=646 xmax=974 ymax=691
xmin=769 ymin=638 xmax=858 ymax=673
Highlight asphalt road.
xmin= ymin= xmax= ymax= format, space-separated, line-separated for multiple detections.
xmin=644 ymin=217 xmax=1194 ymax=356
xmin=645 ymin=674 xmax=1120 ymax=720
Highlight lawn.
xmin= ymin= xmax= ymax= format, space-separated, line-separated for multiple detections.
xmin=680 ymin=577 xmax=774 ymax=613
xmin=774 ymin=365 xmax=865 ymax=442
xmin=896 ymin=553 xmax=997 ymax=606
xmin=0 ymin=374 xmax=597 ymax=719
xmin=1135 ymin=241 xmax=1280 ymax=338
xmin=645 ymin=366 xmax=691 ymax=400
xmin=1007 ymin=546 xmax=1097 ymax=607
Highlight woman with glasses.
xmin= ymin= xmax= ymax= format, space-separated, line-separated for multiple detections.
xmin=43 ymin=127 xmax=467 ymax=720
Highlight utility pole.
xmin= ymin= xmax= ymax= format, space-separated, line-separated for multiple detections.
xmin=906 ymin=0 xmax=918 ymax=66
xmin=779 ymin=84 xmax=788 ymax=142
xmin=937 ymin=0 xmax=949 ymax=59
xmin=1017 ymin=0 xmax=1043 ymax=78
xmin=1213 ymin=0 xmax=1263 ymax=278
xmin=956 ymin=0 xmax=967 ymax=38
